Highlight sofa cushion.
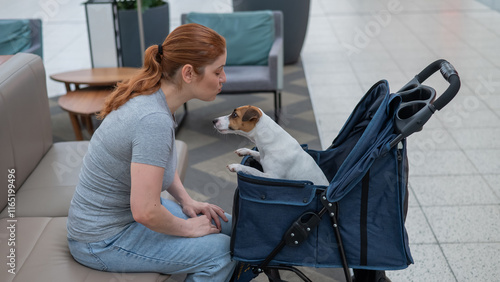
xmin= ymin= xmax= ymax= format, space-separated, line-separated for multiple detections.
xmin=0 ymin=140 xmax=189 ymax=218
xmin=0 ymin=20 xmax=32 ymax=55
xmin=0 ymin=217 xmax=171 ymax=282
xmin=0 ymin=142 xmax=88 ymax=218
xmin=185 ymin=11 xmax=275 ymax=66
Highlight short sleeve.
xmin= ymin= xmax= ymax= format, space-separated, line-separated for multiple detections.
xmin=131 ymin=112 xmax=175 ymax=168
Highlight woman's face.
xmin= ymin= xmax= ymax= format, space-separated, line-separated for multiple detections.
xmin=193 ymin=50 xmax=227 ymax=101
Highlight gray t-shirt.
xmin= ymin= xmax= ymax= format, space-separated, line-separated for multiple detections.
xmin=67 ymin=89 xmax=177 ymax=242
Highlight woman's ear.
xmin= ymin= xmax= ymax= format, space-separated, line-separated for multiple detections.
xmin=181 ymin=64 xmax=194 ymax=83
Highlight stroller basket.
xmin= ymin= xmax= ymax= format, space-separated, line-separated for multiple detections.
xmin=230 ymin=60 xmax=460 ymax=281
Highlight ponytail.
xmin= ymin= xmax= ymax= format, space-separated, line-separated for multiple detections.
xmin=97 ymin=44 xmax=163 ymax=119
xmin=98 ymin=23 xmax=226 ymax=119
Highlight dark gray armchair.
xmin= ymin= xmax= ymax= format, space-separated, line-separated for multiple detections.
xmin=181 ymin=10 xmax=283 ymax=121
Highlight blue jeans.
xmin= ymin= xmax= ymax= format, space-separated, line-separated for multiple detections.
xmin=68 ymin=198 xmax=236 ymax=282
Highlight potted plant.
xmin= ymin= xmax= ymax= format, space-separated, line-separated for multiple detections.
xmin=115 ymin=0 xmax=166 ymax=10
xmin=116 ymin=0 xmax=170 ymax=67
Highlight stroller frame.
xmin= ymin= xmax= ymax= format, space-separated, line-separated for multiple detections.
xmin=230 ymin=60 xmax=460 ymax=282
xmin=256 ymin=194 xmax=348 ymax=282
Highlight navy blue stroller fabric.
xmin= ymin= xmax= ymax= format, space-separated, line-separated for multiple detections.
xmin=230 ymin=80 xmax=414 ymax=270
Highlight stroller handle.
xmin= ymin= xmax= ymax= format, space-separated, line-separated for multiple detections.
xmin=415 ymin=59 xmax=460 ymax=111
xmin=390 ymin=59 xmax=460 ymax=148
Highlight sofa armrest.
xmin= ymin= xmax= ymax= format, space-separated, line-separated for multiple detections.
xmin=268 ymin=37 xmax=284 ymax=90
xmin=175 ymin=140 xmax=188 ymax=183
xmin=268 ymin=11 xmax=284 ymax=90
xmin=0 ymin=53 xmax=52 ymax=213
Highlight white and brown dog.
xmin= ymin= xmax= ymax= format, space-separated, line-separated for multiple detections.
xmin=213 ymin=105 xmax=329 ymax=186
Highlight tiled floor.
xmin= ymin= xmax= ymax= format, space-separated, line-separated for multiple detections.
xmin=303 ymin=0 xmax=500 ymax=281
xmin=2 ymin=0 xmax=499 ymax=281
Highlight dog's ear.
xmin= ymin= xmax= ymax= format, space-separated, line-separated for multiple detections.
xmin=242 ymin=107 xmax=261 ymax=122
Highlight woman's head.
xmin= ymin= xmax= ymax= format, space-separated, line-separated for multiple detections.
xmin=156 ymin=23 xmax=226 ymax=85
xmin=98 ymin=23 xmax=226 ymax=119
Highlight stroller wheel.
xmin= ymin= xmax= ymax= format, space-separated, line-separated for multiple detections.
xmin=352 ymin=269 xmax=392 ymax=282
xmin=264 ymin=268 xmax=284 ymax=282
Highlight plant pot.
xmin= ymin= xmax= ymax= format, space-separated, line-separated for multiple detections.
xmin=232 ymin=0 xmax=310 ymax=65
xmin=117 ymin=3 xmax=169 ymax=67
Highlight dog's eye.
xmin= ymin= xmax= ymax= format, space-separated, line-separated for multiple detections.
xmin=231 ymin=111 xmax=238 ymax=118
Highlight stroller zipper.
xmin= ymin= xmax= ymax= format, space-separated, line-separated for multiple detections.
xmin=397 ymin=142 xmax=403 ymax=161
xmin=238 ymin=173 xmax=311 ymax=188
xmin=396 ymin=141 xmax=413 ymax=264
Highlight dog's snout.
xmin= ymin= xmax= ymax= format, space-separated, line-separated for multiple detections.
xmin=212 ymin=119 xmax=218 ymax=125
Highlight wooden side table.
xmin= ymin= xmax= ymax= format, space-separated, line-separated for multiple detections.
xmin=50 ymin=67 xmax=138 ymax=91
xmin=58 ymin=88 xmax=110 ymax=140
xmin=51 ymin=67 xmax=138 ymax=140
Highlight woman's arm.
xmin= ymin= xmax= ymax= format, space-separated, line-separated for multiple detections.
xmin=130 ymin=162 xmax=220 ymax=237
xmin=167 ymin=170 xmax=228 ymax=230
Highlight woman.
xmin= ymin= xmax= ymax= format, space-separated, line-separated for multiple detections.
xmin=67 ymin=23 xmax=236 ymax=281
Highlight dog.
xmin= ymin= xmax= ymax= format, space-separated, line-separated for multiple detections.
xmin=213 ymin=105 xmax=329 ymax=186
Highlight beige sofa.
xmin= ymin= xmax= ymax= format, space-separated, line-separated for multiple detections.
xmin=0 ymin=53 xmax=187 ymax=281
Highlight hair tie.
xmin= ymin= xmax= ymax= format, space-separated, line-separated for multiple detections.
xmin=158 ymin=44 xmax=163 ymax=56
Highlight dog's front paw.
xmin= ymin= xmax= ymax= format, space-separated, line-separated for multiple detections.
xmin=235 ymin=148 xmax=252 ymax=157
xmin=227 ymin=164 xmax=242 ymax=173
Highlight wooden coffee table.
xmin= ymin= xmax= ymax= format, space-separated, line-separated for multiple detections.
xmin=50 ymin=67 xmax=138 ymax=91
xmin=58 ymin=88 xmax=111 ymax=140
xmin=51 ymin=67 xmax=138 ymax=140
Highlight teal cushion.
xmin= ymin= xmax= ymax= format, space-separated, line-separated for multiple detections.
xmin=0 ymin=20 xmax=32 ymax=55
xmin=185 ymin=11 xmax=275 ymax=66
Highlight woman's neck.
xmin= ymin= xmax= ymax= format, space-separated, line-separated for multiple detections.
xmin=160 ymin=80 xmax=191 ymax=114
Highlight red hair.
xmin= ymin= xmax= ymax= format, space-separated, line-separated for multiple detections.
xmin=98 ymin=23 xmax=226 ymax=119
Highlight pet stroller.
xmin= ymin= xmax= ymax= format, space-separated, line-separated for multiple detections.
xmin=230 ymin=60 xmax=460 ymax=282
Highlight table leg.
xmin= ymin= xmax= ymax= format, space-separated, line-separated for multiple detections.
xmin=68 ymin=112 xmax=84 ymax=140
xmin=84 ymin=115 xmax=94 ymax=136
xmin=64 ymin=83 xmax=72 ymax=92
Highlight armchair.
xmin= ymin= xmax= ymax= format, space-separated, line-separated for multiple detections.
xmin=0 ymin=19 xmax=43 ymax=59
xmin=181 ymin=10 xmax=283 ymax=121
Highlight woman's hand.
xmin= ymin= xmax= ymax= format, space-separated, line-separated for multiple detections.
xmin=181 ymin=198 xmax=228 ymax=231
xmin=166 ymin=170 xmax=228 ymax=236
xmin=131 ymin=164 xmax=228 ymax=238
xmin=184 ymin=215 xmax=221 ymax=237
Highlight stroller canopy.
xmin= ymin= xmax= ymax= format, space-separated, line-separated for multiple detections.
xmin=324 ymin=80 xmax=401 ymax=202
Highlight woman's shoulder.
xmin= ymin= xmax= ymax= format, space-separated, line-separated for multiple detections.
xmin=122 ymin=90 xmax=170 ymax=117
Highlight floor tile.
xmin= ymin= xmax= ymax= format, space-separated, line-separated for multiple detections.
xmin=306 ymin=83 xmax=364 ymax=99
xmin=482 ymin=174 xmax=500 ymax=199
xmin=306 ymin=71 xmax=360 ymax=86
xmin=436 ymin=107 xmax=500 ymax=129
xmin=423 ymin=205 xmax=500 ymax=243
xmin=313 ymin=93 xmax=363 ymax=115
xmin=406 ymin=128 xmax=459 ymax=152
xmin=464 ymin=149 xmax=500 ymax=174
xmin=442 ymin=243 xmax=500 ymax=282
xmin=405 ymin=207 xmax=436 ymax=244
xmin=408 ymin=150 xmax=477 ymax=176
xmin=407 ymin=185 xmax=419 ymax=208
xmin=449 ymin=128 xmax=500 ymax=149
xmin=387 ymin=244 xmax=455 ymax=282
xmin=410 ymin=175 xmax=500 ymax=206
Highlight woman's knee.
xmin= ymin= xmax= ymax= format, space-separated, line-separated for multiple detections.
xmin=186 ymin=251 xmax=236 ymax=282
